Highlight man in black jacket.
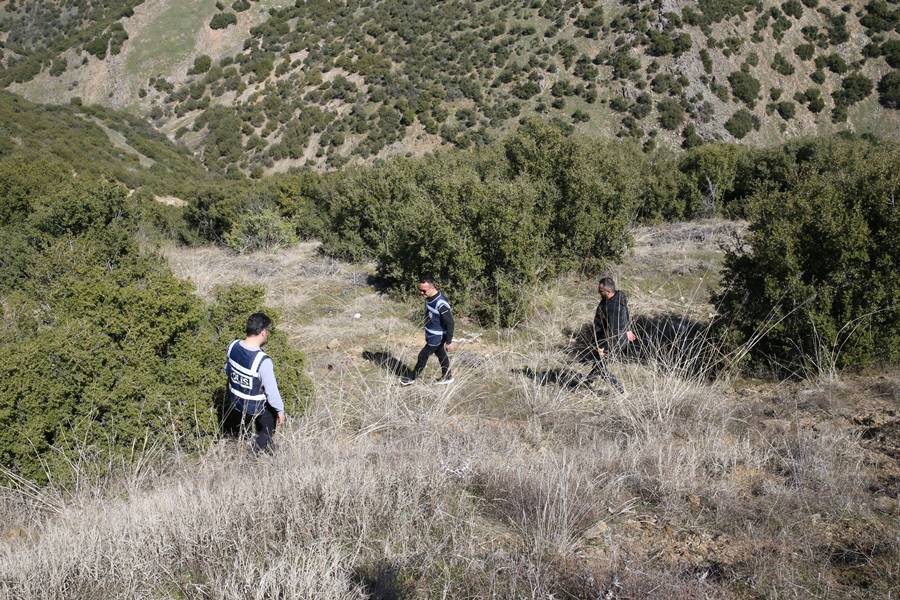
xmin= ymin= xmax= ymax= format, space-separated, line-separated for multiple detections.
xmin=587 ymin=276 xmax=635 ymax=393
xmin=400 ymin=276 xmax=455 ymax=385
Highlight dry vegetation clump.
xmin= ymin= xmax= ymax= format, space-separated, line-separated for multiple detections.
xmin=2 ymin=341 xmax=893 ymax=598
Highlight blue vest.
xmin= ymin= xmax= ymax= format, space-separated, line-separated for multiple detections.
xmin=424 ymin=292 xmax=451 ymax=346
xmin=225 ymin=340 xmax=270 ymax=416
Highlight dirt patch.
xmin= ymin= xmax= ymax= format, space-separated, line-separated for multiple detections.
xmin=154 ymin=195 xmax=186 ymax=207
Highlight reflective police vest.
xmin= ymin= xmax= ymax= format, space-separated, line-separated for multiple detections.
xmin=424 ymin=292 xmax=451 ymax=347
xmin=225 ymin=340 xmax=270 ymax=416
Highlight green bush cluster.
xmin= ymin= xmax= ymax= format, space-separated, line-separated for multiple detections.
xmin=210 ymin=12 xmax=237 ymax=30
xmin=224 ymin=208 xmax=299 ymax=253
xmin=728 ymin=70 xmax=762 ymax=107
xmin=878 ymin=70 xmax=900 ymax=108
xmin=0 ymin=92 xmax=215 ymax=199
xmin=306 ymin=120 xmax=642 ymax=325
xmin=0 ymin=158 xmax=311 ymax=483
xmin=715 ymin=138 xmax=900 ymax=374
xmin=725 ymin=108 xmax=759 ymax=138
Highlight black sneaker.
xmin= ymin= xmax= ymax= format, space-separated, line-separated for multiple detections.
xmin=434 ymin=375 xmax=455 ymax=385
xmin=400 ymin=376 xmax=415 ymax=386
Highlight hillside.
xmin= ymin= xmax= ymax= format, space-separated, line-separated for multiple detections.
xmin=2 ymin=0 xmax=899 ymax=173
xmin=0 ymin=90 xmax=213 ymax=195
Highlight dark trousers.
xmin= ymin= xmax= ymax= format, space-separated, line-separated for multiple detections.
xmin=412 ymin=343 xmax=450 ymax=379
xmin=223 ymin=402 xmax=278 ymax=452
xmin=587 ymin=356 xmax=624 ymax=393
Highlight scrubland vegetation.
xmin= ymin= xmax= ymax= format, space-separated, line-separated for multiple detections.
xmin=0 ymin=10 xmax=898 ymax=588
xmin=0 ymin=222 xmax=897 ymax=598
xmin=3 ymin=0 xmax=900 ymax=168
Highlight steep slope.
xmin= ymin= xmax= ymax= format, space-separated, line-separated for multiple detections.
xmin=0 ymin=90 xmax=213 ymax=195
xmin=2 ymin=0 xmax=899 ymax=172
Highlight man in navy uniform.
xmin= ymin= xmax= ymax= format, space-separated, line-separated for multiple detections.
xmin=587 ymin=276 xmax=635 ymax=393
xmin=224 ymin=312 xmax=286 ymax=452
xmin=401 ymin=276 xmax=455 ymax=385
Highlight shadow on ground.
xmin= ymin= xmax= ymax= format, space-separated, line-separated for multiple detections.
xmin=352 ymin=559 xmax=413 ymax=600
xmin=563 ymin=312 xmax=719 ymax=378
xmin=517 ymin=366 xmax=590 ymax=390
xmin=362 ymin=349 xmax=412 ymax=379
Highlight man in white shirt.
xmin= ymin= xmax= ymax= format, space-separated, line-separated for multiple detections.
xmin=224 ymin=312 xmax=285 ymax=452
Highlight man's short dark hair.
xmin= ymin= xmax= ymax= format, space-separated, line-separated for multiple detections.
xmin=246 ymin=312 xmax=272 ymax=336
xmin=598 ymin=276 xmax=616 ymax=291
xmin=419 ymin=275 xmax=437 ymax=286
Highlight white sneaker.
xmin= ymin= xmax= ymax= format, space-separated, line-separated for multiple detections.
xmin=400 ymin=377 xmax=415 ymax=386
xmin=434 ymin=376 xmax=455 ymax=385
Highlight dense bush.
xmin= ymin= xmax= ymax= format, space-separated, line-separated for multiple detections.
xmin=728 ymin=71 xmax=761 ymax=107
xmin=878 ymin=71 xmax=900 ymax=109
xmin=210 ymin=12 xmax=237 ymax=30
xmin=190 ymin=54 xmax=212 ymax=75
xmin=224 ymin=208 xmax=299 ymax=253
xmin=715 ymin=138 xmax=900 ymax=374
xmin=795 ymin=87 xmax=825 ymax=113
xmin=882 ymin=39 xmax=900 ymax=69
xmin=0 ymin=160 xmax=311 ymax=482
xmin=833 ymin=73 xmax=873 ymax=106
xmin=657 ymin=99 xmax=685 ymax=130
xmin=725 ymin=108 xmax=757 ymax=139
xmin=794 ymin=43 xmax=814 ymax=61
xmin=303 ymin=119 xmax=642 ymax=325
xmin=771 ymin=53 xmax=795 ymax=75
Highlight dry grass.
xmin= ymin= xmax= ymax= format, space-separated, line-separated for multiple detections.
xmin=1 ymin=221 xmax=897 ymax=598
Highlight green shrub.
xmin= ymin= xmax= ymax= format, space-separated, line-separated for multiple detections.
xmin=878 ymin=70 xmax=900 ymax=108
xmin=834 ymin=73 xmax=873 ymax=106
xmin=190 ymin=54 xmax=212 ymax=75
xmin=771 ymin=52 xmax=795 ymax=75
xmin=224 ymin=209 xmax=299 ymax=253
xmin=0 ymin=165 xmax=310 ymax=483
xmin=49 ymin=58 xmax=67 ymax=77
xmin=648 ymin=31 xmax=675 ymax=56
xmin=715 ymin=138 xmax=900 ymax=375
xmin=699 ymin=48 xmax=713 ymax=74
xmin=782 ymin=0 xmax=803 ymax=18
xmin=728 ymin=70 xmax=761 ymax=107
xmin=861 ymin=0 xmax=900 ymax=33
xmin=883 ymin=40 xmax=900 ymax=68
xmin=698 ymin=0 xmax=756 ymax=22
xmin=571 ymin=109 xmax=590 ymax=123
xmin=817 ymin=53 xmax=848 ymax=74
xmin=656 ymin=99 xmax=685 ymax=130
xmin=610 ymin=50 xmax=640 ymax=79
xmin=512 ymin=81 xmax=540 ymax=99
xmin=678 ymin=143 xmax=747 ymax=217
xmin=775 ymin=101 xmax=796 ymax=119
xmin=210 ymin=12 xmax=237 ymax=30
xmin=794 ymin=43 xmax=814 ymax=61
xmin=681 ymin=124 xmax=703 ymax=149
xmin=83 ymin=34 xmax=110 ymax=59
xmin=725 ymin=108 xmax=757 ymax=139
xmin=796 ymin=87 xmax=825 ymax=113
xmin=307 ymin=120 xmax=641 ymax=325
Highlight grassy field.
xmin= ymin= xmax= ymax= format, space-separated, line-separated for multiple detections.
xmin=0 ymin=220 xmax=897 ymax=598
xmin=124 ymin=0 xmax=219 ymax=81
